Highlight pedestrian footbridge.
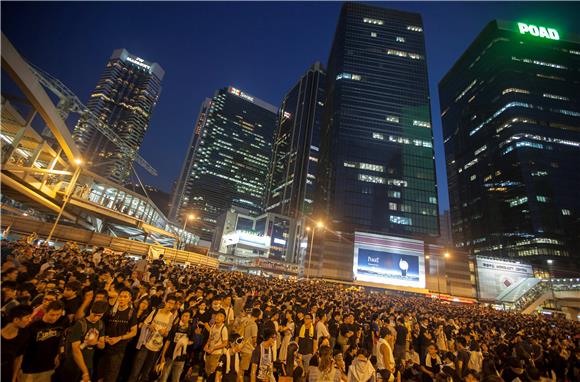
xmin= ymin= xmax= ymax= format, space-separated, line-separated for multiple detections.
xmin=1 ymin=33 xmax=197 ymax=249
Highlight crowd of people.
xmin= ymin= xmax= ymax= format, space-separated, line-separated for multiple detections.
xmin=1 ymin=238 xmax=579 ymax=382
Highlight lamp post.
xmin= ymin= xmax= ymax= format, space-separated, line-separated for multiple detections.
xmin=547 ymin=259 xmax=556 ymax=309
xmin=427 ymin=252 xmax=450 ymax=299
xmin=178 ymin=214 xmax=196 ymax=251
xmin=306 ymin=221 xmax=324 ymax=279
xmin=47 ymin=158 xmax=83 ymax=243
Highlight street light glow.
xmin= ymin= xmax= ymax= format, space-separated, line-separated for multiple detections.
xmin=425 ymin=255 xmax=430 ymax=260
xmin=547 ymin=259 xmax=553 ymax=264
xmin=74 ymin=158 xmax=83 ymax=165
xmin=316 ymin=221 xmax=324 ymax=229
xmin=306 ymin=227 xmax=311 ymax=231
xmin=188 ymin=214 xmax=196 ymax=220
xmin=444 ymin=252 xmax=450 ymax=258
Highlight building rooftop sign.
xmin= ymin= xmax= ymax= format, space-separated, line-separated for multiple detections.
xmin=229 ymin=87 xmax=255 ymax=102
xmin=518 ymin=22 xmax=559 ymax=40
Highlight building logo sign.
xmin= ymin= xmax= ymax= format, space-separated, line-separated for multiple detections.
xmin=517 ymin=22 xmax=559 ymax=40
xmin=229 ymin=87 xmax=255 ymax=102
xmin=126 ymin=56 xmax=151 ymax=70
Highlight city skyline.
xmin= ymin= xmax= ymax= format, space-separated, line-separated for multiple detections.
xmin=2 ymin=1 xmax=579 ymax=214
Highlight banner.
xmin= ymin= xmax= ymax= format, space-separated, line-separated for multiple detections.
xmin=353 ymin=232 xmax=426 ymax=288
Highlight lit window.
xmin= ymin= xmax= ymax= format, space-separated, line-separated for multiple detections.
xmin=470 ymin=174 xmax=477 ymax=181
xmin=336 ymin=72 xmax=361 ymax=81
xmin=511 ymin=56 xmax=567 ymax=70
xmin=509 ymin=196 xmax=528 ymax=207
xmin=474 ymin=145 xmax=487 ymax=156
xmin=396 ymin=36 xmax=405 ymax=42
xmin=502 ymin=88 xmax=529 ymax=95
xmin=386 ymin=115 xmax=399 ymax=123
xmin=389 ymin=202 xmax=398 ymax=210
xmin=359 ymin=174 xmax=385 ymax=184
xmin=387 ymin=49 xmax=407 ymax=58
xmin=429 ymin=196 xmax=437 ymax=204
xmin=406 ymin=25 xmax=423 ymax=32
xmin=351 ymin=74 xmax=361 ymax=81
xmin=387 ymin=179 xmax=408 ymax=187
xmin=551 ymin=109 xmax=580 ymax=117
xmin=413 ymin=120 xmax=431 ymax=128
xmin=543 ymin=93 xmax=569 ymax=101
xmin=570 ymin=50 xmax=580 ymax=55
xmin=363 ymin=17 xmax=384 ymax=25
xmin=343 ymin=161 xmax=356 ymax=168
xmin=455 ymin=80 xmax=477 ymax=102
xmin=536 ymin=195 xmax=549 ymax=202
xmin=390 ymin=215 xmax=412 ymax=225
xmin=371 ymin=32 xmax=377 ymax=38
xmin=388 ymin=191 xmax=401 ymax=198
xmin=408 ymin=53 xmax=423 ymax=60
xmin=562 ymin=209 xmax=571 ymax=215
xmin=372 ymin=132 xmax=384 ymax=140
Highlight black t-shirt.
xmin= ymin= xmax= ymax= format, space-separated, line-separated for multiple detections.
xmin=165 ymin=323 xmax=194 ymax=362
xmin=65 ymin=318 xmax=105 ymax=372
xmin=105 ymin=306 xmax=137 ymax=353
xmin=456 ymin=349 xmax=470 ymax=376
xmin=1 ymin=330 xmax=30 ymax=381
xmin=218 ymin=352 xmax=242 ymax=382
xmin=22 ymin=317 xmax=67 ymax=373
xmin=328 ymin=319 xmax=340 ymax=338
xmin=64 ymin=295 xmax=82 ymax=318
xmin=395 ymin=324 xmax=408 ymax=346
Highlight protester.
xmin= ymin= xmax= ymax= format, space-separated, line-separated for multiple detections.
xmin=1 ymin=238 xmax=579 ymax=382
xmin=1 ymin=304 xmax=33 ymax=382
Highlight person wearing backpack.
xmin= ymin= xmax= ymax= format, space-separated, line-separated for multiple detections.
xmin=127 ymin=294 xmax=177 ymax=382
xmin=55 ymin=300 xmax=108 ymax=382
xmin=96 ymin=287 xmax=138 ymax=382
xmin=204 ymin=310 xmax=229 ymax=380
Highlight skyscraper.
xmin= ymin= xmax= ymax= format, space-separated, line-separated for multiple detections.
xmin=171 ymin=87 xmax=278 ymax=241
xmin=318 ymin=2 xmax=439 ymax=236
xmin=73 ymin=49 xmax=164 ymax=183
xmin=266 ymin=62 xmax=326 ymax=218
xmin=308 ymin=2 xmax=439 ymax=280
xmin=439 ymin=20 xmax=580 ymax=267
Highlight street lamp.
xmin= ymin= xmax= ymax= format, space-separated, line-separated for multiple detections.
xmin=306 ymin=220 xmax=324 ymax=279
xmin=178 ymin=214 xmax=196 ymax=250
xmin=47 ymin=158 xmax=83 ymax=242
xmin=427 ymin=252 xmax=451 ymax=299
xmin=547 ymin=259 xmax=556 ymax=308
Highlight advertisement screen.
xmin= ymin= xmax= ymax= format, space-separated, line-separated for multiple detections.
xmin=476 ymin=256 xmax=534 ymax=300
xmin=353 ymin=232 xmax=426 ymax=288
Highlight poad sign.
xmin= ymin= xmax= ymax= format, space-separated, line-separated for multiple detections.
xmin=518 ymin=22 xmax=560 ymax=40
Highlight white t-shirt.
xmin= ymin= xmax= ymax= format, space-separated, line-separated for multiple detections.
xmin=144 ymin=310 xmax=174 ymax=352
xmin=316 ymin=321 xmax=330 ymax=341
xmin=376 ymin=338 xmax=395 ymax=371
xmin=208 ymin=323 xmax=228 ymax=355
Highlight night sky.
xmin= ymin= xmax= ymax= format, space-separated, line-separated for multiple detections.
xmin=2 ymin=1 xmax=579 ymax=213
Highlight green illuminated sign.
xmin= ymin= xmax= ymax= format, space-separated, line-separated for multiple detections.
xmin=518 ymin=22 xmax=560 ymax=40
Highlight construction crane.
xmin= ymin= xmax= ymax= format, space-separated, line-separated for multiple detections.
xmin=27 ymin=62 xmax=158 ymax=176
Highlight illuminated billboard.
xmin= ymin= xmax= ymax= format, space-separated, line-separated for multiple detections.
xmin=476 ymin=256 xmax=534 ymax=300
xmin=353 ymin=232 xmax=426 ymax=288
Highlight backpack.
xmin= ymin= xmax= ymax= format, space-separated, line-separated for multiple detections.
xmin=60 ymin=318 xmax=104 ymax=360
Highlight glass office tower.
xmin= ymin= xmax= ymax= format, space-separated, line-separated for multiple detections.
xmin=266 ymin=62 xmax=326 ymax=218
xmin=439 ymin=20 xmax=580 ymax=268
xmin=318 ymin=2 xmax=439 ymax=237
xmin=171 ymin=87 xmax=278 ymax=241
xmin=73 ymin=49 xmax=164 ymax=183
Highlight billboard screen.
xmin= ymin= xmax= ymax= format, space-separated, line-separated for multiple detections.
xmin=476 ymin=256 xmax=534 ymax=300
xmin=353 ymin=232 xmax=426 ymax=288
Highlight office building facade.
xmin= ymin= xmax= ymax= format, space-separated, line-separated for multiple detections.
xmin=266 ymin=62 xmax=326 ymax=218
xmin=312 ymin=2 xmax=439 ymax=280
xmin=318 ymin=2 xmax=439 ymax=235
xmin=73 ymin=49 xmax=164 ymax=183
xmin=439 ymin=20 xmax=580 ymax=267
xmin=172 ymin=87 xmax=278 ymax=241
